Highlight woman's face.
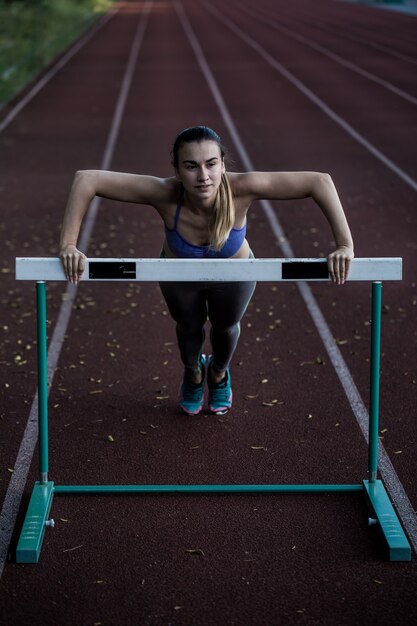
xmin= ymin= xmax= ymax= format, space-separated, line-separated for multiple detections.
xmin=175 ymin=140 xmax=225 ymax=201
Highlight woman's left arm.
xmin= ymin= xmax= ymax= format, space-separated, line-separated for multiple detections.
xmin=309 ymin=173 xmax=354 ymax=285
xmin=233 ymin=171 xmax=354 ymax=285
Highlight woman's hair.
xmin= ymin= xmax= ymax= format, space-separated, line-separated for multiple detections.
xmin=172 ymin=126 xmax=235 ymax=251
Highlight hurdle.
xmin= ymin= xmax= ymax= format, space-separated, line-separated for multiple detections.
xmin=14 ymin=256 xmax=411 ymax=563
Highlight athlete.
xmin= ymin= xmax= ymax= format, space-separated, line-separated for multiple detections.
xmin=59 ymin=125 xmax=354 ymax=416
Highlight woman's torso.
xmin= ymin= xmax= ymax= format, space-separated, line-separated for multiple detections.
xmin=156 ymin=177 xmax=251 ymax=259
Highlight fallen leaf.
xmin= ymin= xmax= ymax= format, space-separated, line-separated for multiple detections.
xmin=262 ymin=399 xmax=283 ymax=407
xmin=63 ymin=544 xmax=83 ymax=553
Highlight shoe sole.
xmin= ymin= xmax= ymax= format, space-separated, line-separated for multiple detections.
xmin=180 ymin=402 xmax=204 ymax=416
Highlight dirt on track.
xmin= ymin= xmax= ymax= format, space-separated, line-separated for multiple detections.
xmin=1 ymin=1 xmax=417 ymax=625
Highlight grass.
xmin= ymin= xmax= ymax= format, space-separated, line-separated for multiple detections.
xmin=0 ymin=0 xmax=114 ymax=107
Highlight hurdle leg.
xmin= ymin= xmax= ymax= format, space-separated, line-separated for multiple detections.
xmin=16 ymin=281 xmax=55 ymax=563
xmin=368 ymin=281 xmax=381 ymax=482
xmin=363 ymin=281 xmax=411 ymax=561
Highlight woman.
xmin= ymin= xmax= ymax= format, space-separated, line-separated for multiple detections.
xmin=60 ymin=125 xmax=354 ymax=416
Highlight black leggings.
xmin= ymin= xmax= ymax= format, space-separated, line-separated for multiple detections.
xmin=159 ymin=256 xmax=256 ymax=374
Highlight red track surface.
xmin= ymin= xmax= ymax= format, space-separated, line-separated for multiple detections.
xmin=1 ymin=1 xmax=417 ymax=624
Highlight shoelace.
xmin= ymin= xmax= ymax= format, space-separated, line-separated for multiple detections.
xmin=183 ymin=378 xmax=204 ymax=400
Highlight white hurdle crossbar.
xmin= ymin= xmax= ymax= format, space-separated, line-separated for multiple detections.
xmin=13 ymin=257 xmax=410 ymax=564
xmin=15 ymin=257 xmax=402 ymax=282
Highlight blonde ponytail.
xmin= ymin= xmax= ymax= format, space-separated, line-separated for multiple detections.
xmin=209 ymin=173 xmax=235 ymax=250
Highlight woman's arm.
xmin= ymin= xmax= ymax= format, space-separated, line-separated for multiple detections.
xmin=59 ymin=170 xmax=172 ymax=283
xmin=232 ymin=171 xmax=354 ymax=285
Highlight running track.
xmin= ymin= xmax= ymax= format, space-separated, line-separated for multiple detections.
xmin=1 ymin=1 xmax=417 ymax=624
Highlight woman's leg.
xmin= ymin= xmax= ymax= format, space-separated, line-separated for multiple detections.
xmin=207 ymin=279 xmax=256 ymax=375
xmin=159 ymin=281 xmax=208 ymax=380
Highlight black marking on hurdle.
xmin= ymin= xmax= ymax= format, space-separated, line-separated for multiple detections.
xmin=282 ymin=261 xmax=329 ymax=280
xmin=88 ymin=262 xmax=136 ymax=280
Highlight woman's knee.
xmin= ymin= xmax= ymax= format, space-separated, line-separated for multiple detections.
xmin=177 ymin=321 xmax=206 ymax=337
xmin=211 ymin=321 xmax=240 ymax=338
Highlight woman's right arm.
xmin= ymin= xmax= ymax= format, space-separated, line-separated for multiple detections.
xmin=59 ymin=170 xmax=171 ymax=283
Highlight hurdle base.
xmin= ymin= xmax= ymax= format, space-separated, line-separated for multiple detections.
xmin=363 ymin=480 xmax=411 ymax=561
xmin=14 ymin=481 xmax=412 ymax=562
xmin=16 ymin=481 xmax=54 ymax=563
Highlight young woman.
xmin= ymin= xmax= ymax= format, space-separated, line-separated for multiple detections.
xmin=59 ymin=125 xmax=354 ymax=416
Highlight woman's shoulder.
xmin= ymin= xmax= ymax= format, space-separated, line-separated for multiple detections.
xmin=228 ymin=171 xmax=263 ymax=198
xmin=227 ymin=172 xmax=263 ymax=212
xmin=152 ymin=177 xmax=181 ymax=206
xmin=151 ymin=177 xmax=183 ymax=223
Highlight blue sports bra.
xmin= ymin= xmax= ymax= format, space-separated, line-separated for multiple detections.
xmin=164 ymin=190 xmax=246 ymax=259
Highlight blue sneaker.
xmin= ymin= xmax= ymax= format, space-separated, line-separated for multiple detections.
xmin=179 ymin=354 xmax=206 ymax=415
xmin=207 ymin=356 xmax=232 ymax=414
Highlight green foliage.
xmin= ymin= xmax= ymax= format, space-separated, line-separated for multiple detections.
xmin=0 ymin=0 xmax=114 ymax=106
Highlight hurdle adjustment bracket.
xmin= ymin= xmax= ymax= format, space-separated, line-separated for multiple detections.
xmin=363 ymin=480 xmax=411 ymax=561
xmin=16 ymin=481 xmax=55 ymax=563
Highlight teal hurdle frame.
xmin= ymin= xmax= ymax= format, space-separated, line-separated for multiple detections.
xmin=14 ymin=258 xmax=411 ymax=563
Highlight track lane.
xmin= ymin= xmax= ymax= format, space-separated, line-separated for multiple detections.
xmin=235 ymin=1 xmax=417 ymax=103
xmin=208 ymin=0 xmax=417 ymax=181
xmin=1 ymin=1 xmax=417 ymax=625
xmin=263 ymin=0 xmax=417 ymax=57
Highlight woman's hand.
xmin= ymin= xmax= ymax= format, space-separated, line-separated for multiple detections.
xmin=327 ymin=245 xmax=354 ymax=285
xmin=59 ymin=244 xmax=87 ymax=284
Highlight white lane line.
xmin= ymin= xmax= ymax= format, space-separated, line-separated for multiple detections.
xmin=0 ymin=0 xmax=153 ymax=580
xmin=0 ymin=9 xmax=118 ymax=135
xmin=202 ymin=1 xmax=417 ymax=195
xmin=175 ymin=0 xmax=417 ymax=554
xmin=236 ymin=2 xmax=417 ymax=106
